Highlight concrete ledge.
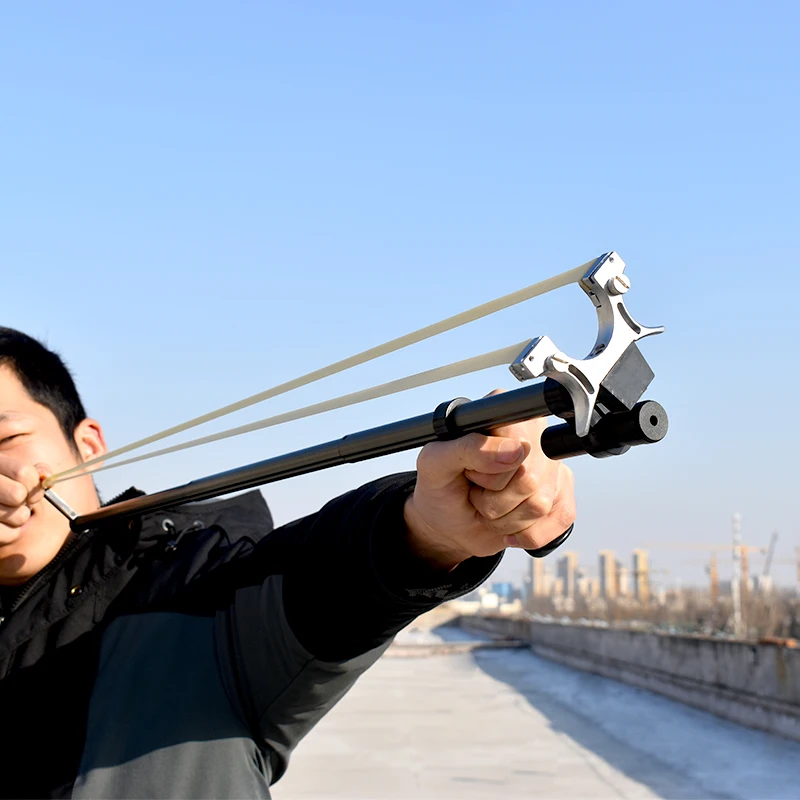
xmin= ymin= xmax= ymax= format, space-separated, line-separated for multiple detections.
xmin=457 ymin=614 xmax=800 ymax=743
xmin=386 ymin=640 xmax=528 ymax=658
xmin=459 ymin=615 xmax=531 ymax=641
xmin=532 ymin=641 xmax=800 ymax=742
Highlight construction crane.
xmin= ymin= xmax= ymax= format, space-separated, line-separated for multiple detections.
xmin=763 ymin=531 xmax=779 ymax=577
xmin=756 ymin=531 xmax=779 ymax=593
xmin=677 ymin=552 xmax=727 ymax=605
xmin=635 ymin=567 xmax=671 ymax=577
xmin=762 ymin=546 xmax=800 ymax=596
xmin=644 ymin=542 xmax=768 ymax=603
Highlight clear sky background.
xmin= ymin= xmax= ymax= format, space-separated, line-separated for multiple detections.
xmin=2 ymin=2 xmax=798 ymax=590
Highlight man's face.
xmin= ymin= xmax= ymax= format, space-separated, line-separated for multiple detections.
xmin=0 ymin=365 xmax=106 ymax=585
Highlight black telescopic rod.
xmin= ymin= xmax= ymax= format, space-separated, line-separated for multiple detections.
xmin=72 ymin=381 xmax=667 ymax=531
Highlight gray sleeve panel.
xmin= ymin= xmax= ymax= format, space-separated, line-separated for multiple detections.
xmin=215 ymin=574 xmax=390 ymax=783
xmin=74 ymin=612 xmax=272 ymax=799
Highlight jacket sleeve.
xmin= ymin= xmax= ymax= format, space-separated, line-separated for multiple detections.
xmin=212 ymin=472 xmax=502 ymax=784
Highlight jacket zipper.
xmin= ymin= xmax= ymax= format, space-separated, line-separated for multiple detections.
xmin=1 ymin=531 xmax=90 ymax=624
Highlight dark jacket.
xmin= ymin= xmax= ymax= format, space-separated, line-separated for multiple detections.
xmin=0 ymin=473 xmax=500 ymax=798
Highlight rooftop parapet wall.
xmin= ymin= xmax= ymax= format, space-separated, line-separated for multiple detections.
xmin=458 ymin=614 xmax=800 ymax=742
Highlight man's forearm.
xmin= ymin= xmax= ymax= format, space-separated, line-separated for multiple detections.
xmin=276 ymin=474 xmax=500 ymax=661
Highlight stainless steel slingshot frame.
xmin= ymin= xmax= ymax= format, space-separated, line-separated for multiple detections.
xmin=46 ymin=252 xmax=668 ymax=532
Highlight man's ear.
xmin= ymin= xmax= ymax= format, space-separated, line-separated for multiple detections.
xmin=73 ymin=419 xmax=107 ymax=464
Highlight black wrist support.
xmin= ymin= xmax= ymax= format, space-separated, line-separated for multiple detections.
xmin=525 ymin=523 xmax=575 ymax=558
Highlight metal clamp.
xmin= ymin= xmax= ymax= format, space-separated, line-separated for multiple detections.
xmin=509 ymin=252 xmax=664 ymax=437
xmin=43 ymin=488 xmax=79 ymax=521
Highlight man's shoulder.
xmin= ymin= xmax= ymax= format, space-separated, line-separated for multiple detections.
xmin=120 ymin=489 xmax=277 ymax=613
xmin=147 ymin=488 xmax=275 ymax=544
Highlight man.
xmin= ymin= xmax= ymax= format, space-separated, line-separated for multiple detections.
xmin=0 ymin=327 xmax=575 ymax=799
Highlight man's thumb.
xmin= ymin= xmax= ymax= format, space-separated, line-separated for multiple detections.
xmin=417 ymin=434 xmax=526 ymax=490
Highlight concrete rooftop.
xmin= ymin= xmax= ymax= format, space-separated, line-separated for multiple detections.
xmin=272 ymin=628 xmax=799 ymax=800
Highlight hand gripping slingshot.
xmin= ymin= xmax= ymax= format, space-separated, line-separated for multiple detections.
xmin=43 ymin=252 xmax=668 ymax=532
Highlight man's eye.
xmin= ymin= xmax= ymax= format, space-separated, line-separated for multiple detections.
xmin=0 ymin=434 xmax=21 ymax=445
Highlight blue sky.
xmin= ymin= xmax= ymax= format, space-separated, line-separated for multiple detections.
xmin=2 ymin=2 xmax=798 ymax=588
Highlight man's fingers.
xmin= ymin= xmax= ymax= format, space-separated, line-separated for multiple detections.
xmin=464 ymin=469 xmax=516 ymax=492
xmin=464 ymin=442 xmax=533 ymax=491
xmin=0 ymin=503 xmax=32 ymax=528
xmin=0 ymin=462 xmax=49 ymax=525
xmin=416 ymin=433 xmax=528 ymax=490
xmin=0 ymin=475 xmax=30 ymax=508
xmin=469 ymin=458 xmax=558 ymax=521
xmin=470 ymin=464 xmax=576 ymax=542
xmin=504 ymin=495 xmax=577 ymax=549
xmin=28 ymin=462 xmax=52 ymax=506
xmin=0 ymin=465 xmax=40 ymax=508
xmin=480 ymin=389 xmax=549 ymax=448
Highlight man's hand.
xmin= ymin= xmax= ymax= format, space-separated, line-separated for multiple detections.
xmin=0 ymin=455 xmax=49 ymax=543
xmin=403 ymin=396 xmax=576 ymax=571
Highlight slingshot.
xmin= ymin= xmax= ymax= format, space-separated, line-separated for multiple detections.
xmin=44 ymin=252 xmax=668 ymax=531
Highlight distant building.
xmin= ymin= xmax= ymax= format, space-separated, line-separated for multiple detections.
xmin=599 ymin=550 xmax=616 ymax=599
xmin=499 ymin=598 xmax=524 ymax=615
xmin=557 ymin=552 xmax=579 ymax=600
xmin=492 ymin=582 xmax=514 ymax=601
xmin=541 ymin=568 xmax=554 ymax=597
xmin=616 ymin=563 xmax=630 ymax=598
xmin=576 ymin=575 xmax=600 ymax=599
xmin=632 ymin=549 xmax=650 ymax=603
xmin=531 ymin=558 xmax=547 ymax=598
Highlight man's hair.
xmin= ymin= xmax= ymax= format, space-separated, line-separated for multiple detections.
xmin=0 ymin=328 xmax=87 ymax=449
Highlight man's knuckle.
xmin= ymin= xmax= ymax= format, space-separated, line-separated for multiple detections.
xmin=10 ymin=464 xmax=36 ymax=488
xmin=472 ymin=491 xmax=497 ymax=519
xmin=516 ymin=464 xmax=540 ymax=495
xmin=6 ymin=463 xmax=23 ymax=482
xmin=481 ymin=503 xmax=503 ymax=522
xmin=526 ymin=492 xmax=554 ymax=518
xmin=461 ymin=434 xmax=486 ymax=461
xmin=6 ymin=482 xmax=28 ymax=507
xmin=2 ymin=505 xmax=29 ymax=527
xmin=416 ymin=441 xmax=444 ymax=471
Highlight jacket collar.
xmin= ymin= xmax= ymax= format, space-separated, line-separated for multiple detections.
xmin=0 ymin=489 xmax=274 ymax=664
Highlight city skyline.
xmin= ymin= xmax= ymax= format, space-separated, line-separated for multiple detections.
xmin=522 ymin=540 xmax=799 ymax=606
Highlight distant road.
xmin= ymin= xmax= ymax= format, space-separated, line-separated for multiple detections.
xmin=272 ymin=628 xmax=799 ymax=799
